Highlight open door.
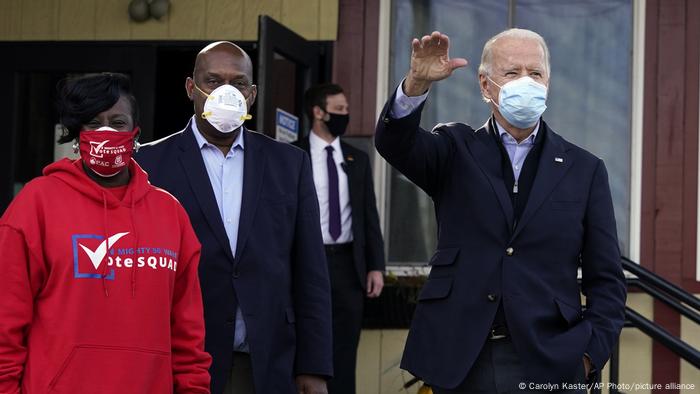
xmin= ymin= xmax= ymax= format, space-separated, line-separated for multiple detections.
xmin=256 ymin=15 xmax=321 ymax=142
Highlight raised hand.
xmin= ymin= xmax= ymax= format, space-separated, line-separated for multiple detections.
xmin=404 ymin=31 xmax=468 ymax=96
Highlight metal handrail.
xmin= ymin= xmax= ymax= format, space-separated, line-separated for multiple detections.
xmin=403 ymin=256 xmax=700 ymax=392
xmin=603 ymin=307 xmax=700 ymax=393
xmin=622 ymin=257 xmax=700 ymax=310
xmin=627 ymin=279 xmax=700 ymax=325
xmin=602 ymin=257 xmax=700 ymax=393
xmin=624 ymin=307 xmax=700 ymax=368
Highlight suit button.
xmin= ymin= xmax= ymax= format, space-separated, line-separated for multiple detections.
xmin=383 ymin=117 xmax=390 ymax=124
xmin=226 ymin=316 xmax=235 ymax=324
xmin=505 ymin=247 xmax=514 ymax=256
xmin=232 ymin=270 xmax=240 ymax=279
xmin=487 ymin=294 xmax=498 ymax=302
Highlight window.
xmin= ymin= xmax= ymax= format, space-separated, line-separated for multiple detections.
xmin=386 ymin=0 xmax=633 ymax=263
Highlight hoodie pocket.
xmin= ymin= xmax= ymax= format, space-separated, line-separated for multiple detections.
xmin=49 ymin=345 xmax=171 ymax=394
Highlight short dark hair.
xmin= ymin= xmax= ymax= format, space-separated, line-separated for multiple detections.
xmin=56 ymin=73 xmax=139 ymax=144
xmin=303 ymin=83 xmax=344 ymax=121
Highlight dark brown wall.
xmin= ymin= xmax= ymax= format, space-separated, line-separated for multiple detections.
xmin=331 ymin=0 xmax=379 ymax=137
xmin=642 ymin=0 xmax=700 ymax=390
xmin=643 ymin=0 xmax=700 ymax=294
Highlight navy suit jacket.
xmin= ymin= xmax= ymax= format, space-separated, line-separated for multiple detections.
xmin=135 ymin=121 xmax=333 ymax=393
xmin=294 ymin=137 xmax=386 ymax=287
xmin=375 ymin=98 xmax=627 ymax=388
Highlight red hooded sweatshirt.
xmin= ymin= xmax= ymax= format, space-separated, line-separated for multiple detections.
xmin=0 ymin=158 xmax=211 ymax=393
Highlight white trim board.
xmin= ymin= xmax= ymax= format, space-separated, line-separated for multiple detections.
xmin=630 ymin=0 xmax=644 ymax=264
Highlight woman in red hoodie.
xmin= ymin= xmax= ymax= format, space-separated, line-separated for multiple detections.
xmin=0 ymin=73 xmax=212 ymax=393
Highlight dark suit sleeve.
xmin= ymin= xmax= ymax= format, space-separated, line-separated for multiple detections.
xmin=580 ymin=159 xmax=627 ymax=369
xmin=363 ymin=155 xmax=386 ymax=272
xmin=374 ymin=92 xmax=455 ymax=196
xmin=133 ymin=145 xmax=161 ymax=181
xmin=292 ymin=152 xmax=333 ymax=377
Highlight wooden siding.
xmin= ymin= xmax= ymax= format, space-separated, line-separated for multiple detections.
xmin=0 ymin=0 xmax=338 ymax=41
xmin=332 ymin=0 xmax=379 ymax=137
xmin=642 ymin=0 xmax=700 ymax=390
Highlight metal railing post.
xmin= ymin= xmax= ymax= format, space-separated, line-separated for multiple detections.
xmin=609 ymin=340 xmax=620 ymax=394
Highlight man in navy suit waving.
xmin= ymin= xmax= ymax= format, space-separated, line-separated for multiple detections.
xmin=136 ymin=41 xmax=332 ymax=394
xmin=375 ymin=29 xmax=626 ymax=393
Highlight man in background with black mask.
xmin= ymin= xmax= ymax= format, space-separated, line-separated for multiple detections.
xmin=295 ymin=83 xmax=386 ymax=394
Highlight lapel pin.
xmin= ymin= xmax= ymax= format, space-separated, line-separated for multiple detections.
xmin=346 ymin=155 xmax=354 ymax=162
xmin=554 ymin=157 xmax=564 ymax=163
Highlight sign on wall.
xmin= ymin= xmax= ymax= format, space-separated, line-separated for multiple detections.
xmin=275 ymin=108 xmax=298 ymax=143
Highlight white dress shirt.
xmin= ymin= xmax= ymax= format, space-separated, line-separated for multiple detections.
xmin=309 ymin=130 xmax=353 ymax=244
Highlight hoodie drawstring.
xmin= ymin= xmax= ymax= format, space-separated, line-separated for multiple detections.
xmin=101 ymin=187 xmax=139 ymax=298
xmin=130 ymin=192 xmax=139 ymax=298
xmin=101 ymin=192 xmax=110 ymax=297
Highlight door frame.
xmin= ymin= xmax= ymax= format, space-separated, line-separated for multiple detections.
xmin=257 ymin=15 xmax=322 ymax=136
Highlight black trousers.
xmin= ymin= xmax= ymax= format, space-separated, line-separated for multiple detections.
xmin=433 ymin=337 xmax=586 ymax=394
xmin=325 ymin=245 xmax=364 ymax=394
xmin=223 ymin=352 xmax=255 ymax=394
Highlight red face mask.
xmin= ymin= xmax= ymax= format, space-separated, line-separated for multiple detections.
xmin=79 ymin=127 xmax=139 ymax=177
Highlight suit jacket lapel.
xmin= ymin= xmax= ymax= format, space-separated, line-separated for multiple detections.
xmin=297 ymin=137 xmax=311 ymax=154
xmin=467 ymin=120 xmax=514 ymax=230
xmin=297 ymin=137 xmax=313 ymax=175
xmin=511 ymin=123 xmax=573 ymax=241
xmin=177 ymin=123 xmax=235 ymax=262
xmin=235 ymin=129 xmax=266 ymax=263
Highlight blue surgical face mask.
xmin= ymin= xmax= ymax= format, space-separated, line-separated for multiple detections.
xmin=487 ymin=76 xmax=547 ymax=129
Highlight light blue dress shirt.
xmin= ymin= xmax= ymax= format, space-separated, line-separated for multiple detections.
xmin=191 ymin=118 xmax=248 ymax=352
xmin=494 ymin=121 xmax=538 ymax=191
xmin=390 ymin=81 xmax=539 ymax=191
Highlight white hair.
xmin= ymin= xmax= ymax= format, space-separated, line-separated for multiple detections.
xmin=478 ymin=28 xmax=551 ymax=77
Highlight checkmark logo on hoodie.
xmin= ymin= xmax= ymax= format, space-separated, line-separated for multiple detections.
xmin=79 ymin=232 xmax=130 ymax=270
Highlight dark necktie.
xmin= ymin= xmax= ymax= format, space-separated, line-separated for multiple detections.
xmin=325 ymin=145 xmax=341 ymax=241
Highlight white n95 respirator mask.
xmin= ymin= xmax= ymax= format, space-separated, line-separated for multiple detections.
xmin=195 ymin=84 xmax=252 ymax=133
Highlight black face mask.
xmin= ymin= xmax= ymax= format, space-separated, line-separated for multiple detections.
xmin=323 ymin=112 xmax=349 ymax=137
